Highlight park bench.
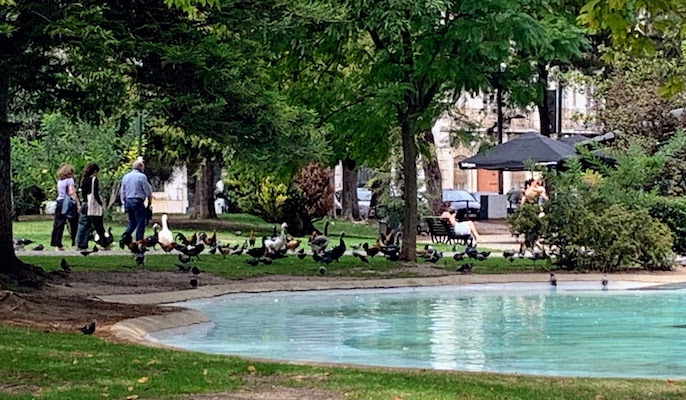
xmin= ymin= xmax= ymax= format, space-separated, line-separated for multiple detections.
xmin=424 ymin=216 xmax=473 ymax=246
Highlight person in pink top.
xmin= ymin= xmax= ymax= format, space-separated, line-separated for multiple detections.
xmin=50 ymin=164 xmax=79 ymax=250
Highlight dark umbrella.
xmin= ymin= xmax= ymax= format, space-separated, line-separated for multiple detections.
xmin=559 ymin=134 xmax=589 ymax=145
xmin=459 ymin=132 xmax=577 ymax=171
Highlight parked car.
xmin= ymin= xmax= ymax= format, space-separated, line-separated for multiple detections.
xmin=335 ymin=187 xmax=373 ymax=219
xmin=442 ymin=189 xmax=481 ymax=220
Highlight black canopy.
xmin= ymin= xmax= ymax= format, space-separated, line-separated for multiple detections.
xmin=459 ymin=132 xmax=577 ymax=171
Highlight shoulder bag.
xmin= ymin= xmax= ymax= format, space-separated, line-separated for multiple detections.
xmin=87 ymin=177 xmax=104 ymax=216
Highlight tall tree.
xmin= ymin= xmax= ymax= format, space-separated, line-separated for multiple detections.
xmin=279 ymin=0 xmax=548 ymax=259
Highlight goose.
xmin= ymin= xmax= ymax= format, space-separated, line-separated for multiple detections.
xmin=266 ymin=223 xmax=288 ymax=253
xmin=158 ymin=214 xmax=174 ymax=247
xmin=309 ymin=220 xmax=331 ymax=254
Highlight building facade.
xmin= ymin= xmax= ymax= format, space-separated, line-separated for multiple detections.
xmin=433 ymin=83 xmax=597 ymax=194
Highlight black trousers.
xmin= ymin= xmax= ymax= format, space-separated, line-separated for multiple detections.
xmin=50 ymin=199 xmax=78 ymax=247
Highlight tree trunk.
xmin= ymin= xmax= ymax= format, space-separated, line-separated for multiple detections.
xmin=0 ymin=70 xmax=46 ymax=287
xmin=400 ymin=115 xmax=418 ymax=261
xmin=189 ymin=160 xmax=217 ymax=220
xmin=421 ymin=129 xmax=443 ymax=215
xmin=341 ymin=158 xmax=359 ymax=220
xmin=538 ymin=63 xmax=551 ymax=137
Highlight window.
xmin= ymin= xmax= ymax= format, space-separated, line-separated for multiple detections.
xmin=453 ymin=156 xmax=468 ymax=189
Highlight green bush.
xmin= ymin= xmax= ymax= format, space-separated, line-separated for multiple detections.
xmin=647 ymin=197 xmax=686 ymax=255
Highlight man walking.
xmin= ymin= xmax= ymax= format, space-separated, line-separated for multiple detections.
xmin=120 ymin=160 xmax=153 ymax=246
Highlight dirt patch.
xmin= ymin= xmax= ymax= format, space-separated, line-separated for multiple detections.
xmin=186 ymin=374 xmax=345 ymax=400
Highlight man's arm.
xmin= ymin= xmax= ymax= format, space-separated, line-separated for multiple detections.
xmin=120 ymin=177 xmax=127 ymax=207
xmin=143 ymin=177 xmax=153 ymax=208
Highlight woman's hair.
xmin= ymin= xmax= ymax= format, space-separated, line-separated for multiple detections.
xmin=56 ymin=164 xmax=75 ymax=180
xmin=524 ymin=179 xmax=533 ymax=189
xmin=80 ymin=163 xmax=101 ymax=187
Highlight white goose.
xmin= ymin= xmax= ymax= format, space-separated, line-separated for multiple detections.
xmin=158 ymin=213 xmax=174 ymax=247
xmin=266 ymin=222 xmax=288 ymax=253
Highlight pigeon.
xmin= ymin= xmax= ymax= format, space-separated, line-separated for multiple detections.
xmin=13 ymin=238 xmax=34 ymax=250
xmin=602 ymin=274 xmax=608 ymax=288
xmin=32 ymin=244 xmax=44 ymax=251
xmin=503 ymin=250 xmax=516 ymax=258
xmin=60 ymin=258 xmax=71 ymax=272
xmin=246 ymin=257 xmax=260 ymax=267
xmin=176 ymin=264 xmax=191 ymax=273
xmin=456 ymin=263 xmax=473 ymax=273
xmin=550 ymin=272 xmax=557 ymax=287
xmin=178 ymin=254 xmax=191 ymax=264
xmin=352 ymin=251 xmax=369 ymax=263
xmin=453 ymin=252 xmax=466 ymax=261
xmin=134 ymin=252 xmax=145 ymax=267
xmin=259 ymin=257 xmax=273 ymax=265
xmin=191 ymin=266 xmax=200 ymax=275
xmin=189 ymin=278 xmax=198 ymax=288
xmin=465 ymin=246 xmax=479 ymax=259
xmin=80 ymin=321 xmax=96 ymax=335
xmin=296 ymin=248 xmax=307 ymax=260
xmin=318 ymin=266 xmax=327 ymax=276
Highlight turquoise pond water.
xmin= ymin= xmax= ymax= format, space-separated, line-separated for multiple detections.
xmin=148 ymin=281 xmax=686 ymax=378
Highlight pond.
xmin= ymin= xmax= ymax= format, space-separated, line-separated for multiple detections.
xmin=148 ymin=281 xmax=686 ymax=378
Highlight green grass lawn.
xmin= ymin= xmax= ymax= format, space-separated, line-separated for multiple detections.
xmin=19 ymin=252 xmax=546 ymax=280
xmin=13 ymin=214 xmax=489 ymax=255
xmin=1 ymin=324 xmax=684 ymax=400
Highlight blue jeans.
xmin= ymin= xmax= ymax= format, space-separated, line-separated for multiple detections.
xmin=123 ymin=198 xmax=147 ymax=241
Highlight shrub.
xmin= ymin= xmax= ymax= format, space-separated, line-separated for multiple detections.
xmin=647 ymin=197 xmax=686 ymax=255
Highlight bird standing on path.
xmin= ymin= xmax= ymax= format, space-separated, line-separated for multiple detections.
xmin=80 ymin=321 xmax=96 ymax=335
xmin=549 ymin=272 xmax=557 ymax=287
xmin=60 ymin=258 xmax=71 ymax=272
xmin=602 ymin=274 xmax=609 ymax=289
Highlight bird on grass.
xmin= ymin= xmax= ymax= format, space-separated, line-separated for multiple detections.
xmin=453 ymin=252 xmax=466 ymax=262
xmin=176 ymin=264 xmax=191 ymax=273
xmin=296 ymin=248 xmax=307 ymax=260
xmin=60 ymin=258 xmax=71 ymax=272
xmin=178 ymin=253 xmax=191 ymax=264
xmin=549 ymin=272 xmax=557 ymax=287
xmin=191 ymin=266 xmax=201 ymax=275
xmin=602 ymin=274 xmax=609 ymax=289
xmin=189 ymin=278 xmax=198 ymax=288
xmin=456 ymin=263 xmax=473 ymax=273
xmin=134 ymin=252 xmax=145 ymax=267
xmin=246 ymin=257 xmax=260 ymax=267
xmin=352 ymin=251 xmax=369 ymax=263
xmin=318 ymin=266 xmax=327 ymax=276
xmin=259 ymin=257 xmax=273 ymax=265
xmin=80 ymin=321 xmax=96 ymax=335
xmin=13 ymin=238 xmax=34 ymax=250
xmin=32 ymin=244 xmax=44 ymax=251
xmin=503 ymin=249 xmax=516 ymax=262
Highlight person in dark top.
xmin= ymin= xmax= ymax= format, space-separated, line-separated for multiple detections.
xmin=75 ymin=163 xmax=108 ymax=250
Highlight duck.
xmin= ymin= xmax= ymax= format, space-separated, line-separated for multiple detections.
xmin=158 ymin=214 xmax=174 ymax=247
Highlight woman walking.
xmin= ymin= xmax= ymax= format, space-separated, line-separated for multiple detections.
xmin=50 ymin=164 xmax=79 ymax=251
xmin=75 ymin=163 xmax=108 ymax=249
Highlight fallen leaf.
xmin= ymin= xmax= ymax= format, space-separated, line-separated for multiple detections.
xmin=247 ymin=365 xmax=256 ymax=374
xmin=203 ymin=369 xmax=208 ymax=376
xmin=127 ymin=386 xmax=134 ymax=392
xmin=137 ymin=377 xmax=149 ymax=384
xmin=126 ymin=395 xmax=139 ymax=400
xmin=146 ymin=359 xmax=159 ymax=365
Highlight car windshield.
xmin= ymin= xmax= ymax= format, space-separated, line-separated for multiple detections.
xmin=357 ymin=189 xmax=372 ymax=201
xmin=442 ymin=190 xmax=476 ymax=202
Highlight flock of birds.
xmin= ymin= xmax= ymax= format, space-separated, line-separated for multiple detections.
xmin=19 ymin=214 xmax=615 ymax=290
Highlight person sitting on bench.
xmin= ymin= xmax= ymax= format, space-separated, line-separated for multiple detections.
xmin=440 ymin=204 xmax=480 ymax=245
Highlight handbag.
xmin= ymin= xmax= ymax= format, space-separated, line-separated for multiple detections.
xmin=87 ymin=177 xmax=104 ymax=216
xmin=61 ymin=196 xmax=77 ymax=218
